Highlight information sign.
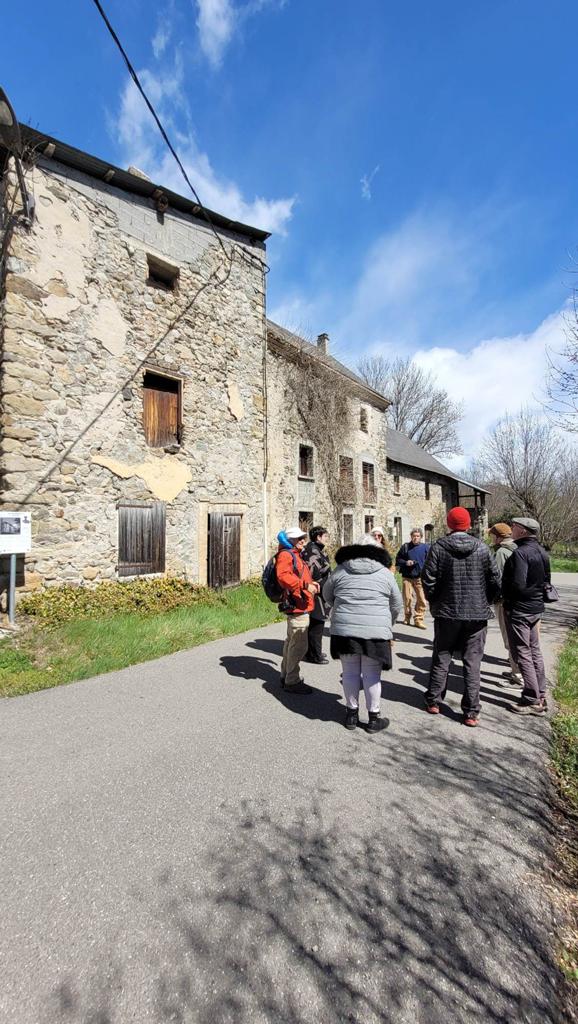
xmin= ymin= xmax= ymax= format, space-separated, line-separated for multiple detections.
xmin=0 ymin=511 xmax=32 ymax=555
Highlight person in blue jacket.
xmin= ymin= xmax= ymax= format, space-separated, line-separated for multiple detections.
xmin=395 ymin=527 xmax=430 ymax=628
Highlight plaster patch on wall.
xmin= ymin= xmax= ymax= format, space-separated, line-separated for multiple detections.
xmin=89 ymin=298 xmax=128 ymax=356
xmin=29 ymin=172 xmax=89 ymax=297
xmin=91 ymin=454 xmax=191 ymax=501
xmin=227 ymin=381 xmax=244 ymax=421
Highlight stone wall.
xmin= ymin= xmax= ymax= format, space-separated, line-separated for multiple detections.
xmin=266 ymin=344 xmax=389 ymax=550
xmin=0 ymin=156 xmax=267 ymax=594
xmin=384 ymin=460 xmax=459 ymax=550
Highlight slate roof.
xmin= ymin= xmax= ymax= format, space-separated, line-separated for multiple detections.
xmin=387 ymin=427 xmax=489 ymax=493
xmin=266 ymin=320 xmax=390 ymax=411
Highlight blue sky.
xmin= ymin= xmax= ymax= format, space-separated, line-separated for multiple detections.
xmin=5 ymin=0 xmax=578 ymax=461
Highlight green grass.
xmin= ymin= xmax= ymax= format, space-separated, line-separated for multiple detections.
xmin=0 ymin=581 xmax=282 ymax=699
xmin=551 ymin=558 xmax=578 ymax=573
xmin=552 ymin=629 xmax=578 ymax=808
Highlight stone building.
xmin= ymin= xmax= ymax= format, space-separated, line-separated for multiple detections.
xmin=1 ymin=127 xmax=269 ymax=594
xmin=386 ymin=427 xmax=489 ymax=544
xmin=266 ymin=322 xmax=391 ymax=547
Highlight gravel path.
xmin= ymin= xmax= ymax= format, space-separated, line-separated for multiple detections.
xmin=1 ymin=573 xmax=577 ymax=1024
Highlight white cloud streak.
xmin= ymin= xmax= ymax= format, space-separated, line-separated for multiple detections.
xmin=360 ymin=165 xmax=380 ymax=201
xmin=195 ymin=0 xmax=285 ymax=67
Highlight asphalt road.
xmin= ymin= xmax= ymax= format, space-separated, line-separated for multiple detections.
xmin=1 ymin=574 xmax=577 ymax=1024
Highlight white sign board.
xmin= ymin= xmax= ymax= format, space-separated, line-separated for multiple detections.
xmin=0 ymin=512 xmax=32 ymax=554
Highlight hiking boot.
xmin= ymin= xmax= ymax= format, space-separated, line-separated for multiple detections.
xmin=366 ymin=712 xmax=388 ymax=733
xmin=498 ymin=671 xmax=523 ymax=687
xmin=414 ymin=621 xmax=427 ymax=630
xmin=509 ymin=700 xmax=545 ymax=716
xmin=425 ymin=703 xmax=440 ymax=715
xmin=463 ymin=715 xmax=479 ymax=727
xmin=303 ymin=654 xmax=329 ymax=665
xmin=344 ymin=708 xmax=359 ymax=730
xmin=404 ymin=618 xmax=411 ymax=626
xmin=284 ymin=681 xmax=313 ymax=695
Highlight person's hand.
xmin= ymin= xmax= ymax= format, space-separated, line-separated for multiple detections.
xmin=307 ymin=582 xmax=320 ymax=594
xmin=406 ymin=559 xmax=414 ymax=566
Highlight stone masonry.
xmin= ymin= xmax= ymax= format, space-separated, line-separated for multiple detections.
xmin=0 ymin=147 xmax=267 ymax=594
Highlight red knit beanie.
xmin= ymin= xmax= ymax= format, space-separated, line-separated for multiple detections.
xmin=446 ymin=507 xmax=471 ymax=532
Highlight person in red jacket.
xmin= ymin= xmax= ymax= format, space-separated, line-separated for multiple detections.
xmin=276 ymin=527 xmax=319 ymax=694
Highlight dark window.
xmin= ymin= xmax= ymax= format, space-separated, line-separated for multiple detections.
xmin=299 ymin=444 xmax=314 ymax=478
xmin=364 ymin=515 xmax=374 ymax=533
xmin=339 ymin=456 xmax=354 ymax=484
xmin=146 ymin=254 xmax=179 ymax=291
xmin=360 ymin=407 xmax=369 ymax=432
xmin=362 ymin=462 xmax=376 ymax=502
xmin=425 ymin=523 xmax=434 ymax=543
xmin=343 ymin=514 xmax=354 ymax=545
xmin=299 ymin=510 xmax=313 ymax=532
xmin=208 ymin=513 xmax=242 ymax=588
xmin=425 ymin=481 xmax=431 ymax=500
xmin=394 ymin=516 xmax=402 ymax=547
xmin=393 ymin=473 xmax=401 ymax=495
xmin=118 ymin=501 xmax=166 ymax=577
xmin=143 ymin=371 xmax=181 ymax=448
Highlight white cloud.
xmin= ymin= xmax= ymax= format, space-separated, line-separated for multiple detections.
xmin=114 ymin=65 xmax=295 ymax=234
xmin=195 ymin=0 xmax=285 ymax=67
xmin=152 ymin=23 xmax=171 ymax=59
xmin=360 ymin=165 xmax=379 ymax=201
xmin=413 ymin=309 xmax=566 ymax=465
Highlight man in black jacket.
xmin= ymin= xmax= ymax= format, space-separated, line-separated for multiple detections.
xmin=502 ymin=517 xmax=550 ymax=715
xmin=302 ymin=526 xmax=331 ymax=664
xmin=422 ymin=507 xmax=501 ymax=726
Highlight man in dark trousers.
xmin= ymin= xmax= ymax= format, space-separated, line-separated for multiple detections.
xmin=422 ymin=507 xmax=501 ymax=727
xmin=302 ymin=525 xmax=331 ymax=664
xmin=395 ymin=527 xmax=430 ymax=629
xmin=502 ymin=517 xmax=551 ymax=716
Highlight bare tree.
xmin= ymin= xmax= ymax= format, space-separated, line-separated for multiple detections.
xmin=472 ymin=408 xmax=578 ymax=547
xmin=356 ymin=354 xmax=464 ymax=457
xmin=544 ymin=291 xmax=578 ymax=431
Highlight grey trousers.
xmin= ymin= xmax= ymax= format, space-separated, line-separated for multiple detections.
xmin=426 ymin=619 xmax=488 ymax=717
xmin=505 ymin=614 xmax=546 ymax=704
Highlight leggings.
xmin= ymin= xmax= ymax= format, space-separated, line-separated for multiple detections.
xmin=340 ymin=654 xmax=382 ymax=713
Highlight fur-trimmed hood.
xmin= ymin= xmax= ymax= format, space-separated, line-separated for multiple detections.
xmin=335 ymin=544 xmax=392 ymax=573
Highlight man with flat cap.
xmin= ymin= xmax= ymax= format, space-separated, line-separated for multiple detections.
xmin=502 ymin=517 xmax=551 ymax=715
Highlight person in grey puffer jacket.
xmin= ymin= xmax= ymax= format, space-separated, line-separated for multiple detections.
xmin=422 ymin=507 xmax=501 ymax=726
xmin=323 ymin=535 xmax=403 ymax=733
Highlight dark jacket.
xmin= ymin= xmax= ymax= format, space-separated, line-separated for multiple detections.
xmin=303 ymin=540 xmax=331 ymax=620
xmin=501 ymin=537 xmax=550 ymax=619
xmin=323 ymin=544 xmax=402 ymax=639
xmin=395 ymin=541 xmax=431 ymax=579
xmin=422 ymin=532 xmax=501 ymax=620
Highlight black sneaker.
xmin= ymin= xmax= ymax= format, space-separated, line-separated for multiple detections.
xmin=366 ymin=712 xmax=388 ymax=733
xmin=509 ymin=701 xmax=545 ymax=716
xmin=344 ymin=708 xmax=358 ymax=730
xmin=284 ymin=681 xmax=313 ymax=695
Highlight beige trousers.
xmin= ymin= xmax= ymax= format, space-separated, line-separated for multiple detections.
xmin=495 ymin=603 xmax=520 ymax=675
xmin=281 ymin=613 xmax=310 ymax=686
xmin=402 ymin=578 xmax=427 ymax=624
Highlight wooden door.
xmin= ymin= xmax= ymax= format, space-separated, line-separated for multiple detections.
xmin=208 ymin=513 xmax=241 ymax=588
xmin=143 ymin=373 xmax=179 ymax=447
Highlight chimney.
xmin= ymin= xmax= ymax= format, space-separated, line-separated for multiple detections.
xmin=317 ymin=332 xmax=329 ymax=354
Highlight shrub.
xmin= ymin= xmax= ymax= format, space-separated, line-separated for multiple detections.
xmin=19 ymin=577 xmax=221 ymax=627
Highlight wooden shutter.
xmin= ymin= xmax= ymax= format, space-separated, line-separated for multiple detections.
xmin=208 ymin=513 xmax=241 ymax=588
xmin=143 ymin=373 xmax=180 ymax=447
xmin=118 ymin=501 xmax=166 ymax=576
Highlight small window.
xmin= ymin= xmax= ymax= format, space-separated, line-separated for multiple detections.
xmin=425 ymin=523 xmax=434 ymax=543
xmin=393 ymin=473 xmax=401 ymax=495
xmin=394 ymin=516 xmax=402 ymax=547
xmin=425 ymin=481 xmax=431 ymax=500
xmin=364 ymin=515 xmax=374 ymax=533
xmin=118 ymin=501 xmax=166 ymax=576
xmin=143 ymin=371 xmax=181 ymax=447
xmin=147 ymin=254 xmax=179 ymax=291
xmin=343 ymin=513 xmax=354 ymax=545
xmin=339 ymin=456 xmax=354 ymax=484
xmin=299 ymin=510 xmax=313 ymax=533
xmin=360 ymin=406 xmax=369 ymax=432
xmin=362 ymin=462 xmax=376 ymax=502
xmin=299 ymin=444 xmax=314 ymax=479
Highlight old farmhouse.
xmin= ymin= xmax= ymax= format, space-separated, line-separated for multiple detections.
xmin=1 ymin=127 xmax=486 ymax=600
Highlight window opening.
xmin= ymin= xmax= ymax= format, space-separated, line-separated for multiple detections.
xmin=146 ymin=254 xmax=179 ymax=291
xmin=299 ymin=444 xmax=314 ymax=479
xmin=425 ymin=523 xmax=434 ymax=543
xmin=143 ymin=371 xmax=181 ymax=448
xmin=362 ymin=462 xmax=376 ymax=502
xmin=342 ymin=514 xmax=354 ymax=545
xmin=360 ymin=407 xmax=369 ymax=432
xmin=393 ymin=473 xmax=401 ymax=495
xmin=299 ymin=511 xmax=313 ymax=533
xmin=364 ymin=515 xmax=374 ymax=533
xmin=394 ymin=516 xmax=402 ymax=547
xmin=425 ymin=481 xmax=431 ymax=500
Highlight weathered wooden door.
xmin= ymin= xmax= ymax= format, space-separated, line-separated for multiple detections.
xmin=208 ymin=513 xmax=241 ymax=588
xmin=143 ymin=373 xmax=179 ymax=447
xmin=118 ymin=501 xmax=166 ymax=576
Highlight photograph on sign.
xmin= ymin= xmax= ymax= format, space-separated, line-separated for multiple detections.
xmin=0 ymin=516 xmax=21 ymax=535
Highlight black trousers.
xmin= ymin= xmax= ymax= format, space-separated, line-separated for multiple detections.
xmin=307 ymin=617 xmax=325 ymax=661
xmin=425 ymin=618 xmax=487 ymax=717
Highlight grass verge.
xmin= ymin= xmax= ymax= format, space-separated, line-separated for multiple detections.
xmin=551 ymin=558 xmax=578 ymax=574
xmin=0 ymin=580 xmax=282 ymax=699
xmin=550 ymin=628 xmax=578 ymax=1005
